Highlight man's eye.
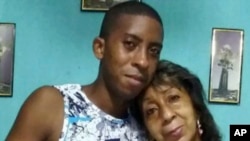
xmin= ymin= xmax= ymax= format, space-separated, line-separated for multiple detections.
xmin=168 ymin=95 xmax=180 ymax=103
xmin=149 ymin=47 xmax=161 ymax=56
xmin=123 ymin=41 xmax=136 ymax=49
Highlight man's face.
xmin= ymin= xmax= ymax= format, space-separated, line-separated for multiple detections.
xmin=141 ymin=85 xmax=199 ymax=141
xmin=101 ymin=14 xmax=163 ymax=100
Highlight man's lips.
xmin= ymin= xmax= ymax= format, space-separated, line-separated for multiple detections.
xmin=125 ymin=74 xmax=144 ymax=86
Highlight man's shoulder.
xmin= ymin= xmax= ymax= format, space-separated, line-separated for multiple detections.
xmin=52 ymin=83 xmax=83 ymax=98
xmin=53 ymin=83 xmax=81 ymax=92
xmin=27 ymin=85 xmax=62 ymax=101
xmin=6 ymin=85 xmax=64 ymax=141
xmin=25 ymin=85 xmax=64 ymax=111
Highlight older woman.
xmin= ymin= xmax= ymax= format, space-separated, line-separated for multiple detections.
xmin=130 ymin=60 xmax=221 ymax=141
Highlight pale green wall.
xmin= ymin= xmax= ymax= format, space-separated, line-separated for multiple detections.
xmin=0 ymin=0 xmax=249 ymax=141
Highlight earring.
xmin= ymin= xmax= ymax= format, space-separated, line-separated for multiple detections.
xmin=197 ymin=120 xmax=203 ymax=135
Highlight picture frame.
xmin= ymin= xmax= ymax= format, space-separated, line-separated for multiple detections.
xmin=208 ymin=28 xmax=244 ymax=104
xmin=0 ymin=23 xmax=15 ymax=97
xmin=81 ymin=0 xmax=141 ymax=11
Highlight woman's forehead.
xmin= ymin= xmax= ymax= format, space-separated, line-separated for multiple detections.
xmin=152 ymin=82 xmax=179 ymax=92
xmin=144 ymin=84 xmax=188 ymax=98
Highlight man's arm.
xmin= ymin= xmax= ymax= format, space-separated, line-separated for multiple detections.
xmin=6 ymin=86 xmax=64 ymax=141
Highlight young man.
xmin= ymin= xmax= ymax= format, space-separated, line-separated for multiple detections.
xmin=6 ymin=1 xmax=164 ymax=141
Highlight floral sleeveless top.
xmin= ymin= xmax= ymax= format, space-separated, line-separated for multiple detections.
xmin=54 ymin=84 xmax=146 ymax=141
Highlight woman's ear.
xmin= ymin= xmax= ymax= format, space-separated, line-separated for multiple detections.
xmin=93 ymin=37 xmax=105 ymax=60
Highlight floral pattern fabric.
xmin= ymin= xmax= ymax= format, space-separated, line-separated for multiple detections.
xmin=54 ymin=84 xmax=146 ymax=141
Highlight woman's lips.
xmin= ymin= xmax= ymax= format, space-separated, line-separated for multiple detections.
xmin=169 ymin=126 xmax=183 ymax=136
xmin=163 ymin=125 xmax=183 ymax=140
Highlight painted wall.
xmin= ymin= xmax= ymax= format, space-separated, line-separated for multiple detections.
xmin=0 ymin=0 xmax=249 ymax=140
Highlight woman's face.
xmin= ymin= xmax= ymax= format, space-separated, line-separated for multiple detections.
xmin=141 ymin=85 xmax=200 ymax=141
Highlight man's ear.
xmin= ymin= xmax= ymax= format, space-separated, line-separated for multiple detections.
xmin=93 ymin=37 xmax=105 ymax=60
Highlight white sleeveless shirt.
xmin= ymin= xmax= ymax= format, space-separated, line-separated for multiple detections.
xmin=54 ymin=84 xmax=147 ymax=141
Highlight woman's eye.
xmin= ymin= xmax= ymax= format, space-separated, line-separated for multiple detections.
xmin=146 ymin=108 xmax=158 ymax=116
xmin=168 ymin=95 xmax=180 ymax=103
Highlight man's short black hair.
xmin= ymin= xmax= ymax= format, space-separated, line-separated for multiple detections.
xmin=99 ymin=1 xmax=163 ymax=39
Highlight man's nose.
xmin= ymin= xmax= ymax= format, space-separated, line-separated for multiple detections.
xmin=132 ymin=47 xmax=149 ymax=69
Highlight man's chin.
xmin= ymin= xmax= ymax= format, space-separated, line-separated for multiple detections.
xmin=120 ymin=89 xmax=143 ymax=100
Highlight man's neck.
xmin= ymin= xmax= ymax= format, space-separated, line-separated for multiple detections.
xmin=82 ymin=80 xmax=129 ymax=119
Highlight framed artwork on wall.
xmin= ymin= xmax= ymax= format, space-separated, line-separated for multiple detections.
xmin=81 ymin=0 xmax=141 ymax=11
xmin=0 ymin=23 xmax=15 ymax=97
xmin=208 ymin=28 xmax=244 ymax=104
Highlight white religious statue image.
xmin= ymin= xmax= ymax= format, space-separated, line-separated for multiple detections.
xmin=215 ymin=44 xmax=237 ymax=100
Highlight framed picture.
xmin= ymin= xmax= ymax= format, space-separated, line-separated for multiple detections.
xmin=81 ymin=0 xmax=141 ymax=11
xmin=0 ymin=23 xmax=15 ymax=97
xmin=208 ymin=28 xmax=244 ymax=104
